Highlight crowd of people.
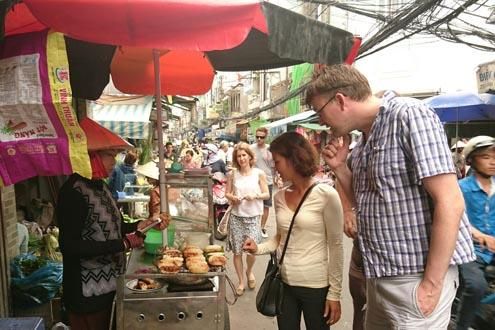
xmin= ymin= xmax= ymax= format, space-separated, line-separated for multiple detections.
xmin=53 ymin=63 xmax=495 ymax=330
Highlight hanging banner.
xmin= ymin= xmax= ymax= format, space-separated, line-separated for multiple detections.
xmin=0 ymin=30 xmax=91 ymax=186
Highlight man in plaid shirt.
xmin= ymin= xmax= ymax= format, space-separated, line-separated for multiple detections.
xmin=306 ymin=64 xmax=475 ymax=329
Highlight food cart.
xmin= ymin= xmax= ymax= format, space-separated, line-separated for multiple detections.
xmin=115 ymin=171 xmax=231 ymax=329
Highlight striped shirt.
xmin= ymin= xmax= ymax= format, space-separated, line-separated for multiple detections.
xmin=350 ymin=91 xmax=475 ymax=278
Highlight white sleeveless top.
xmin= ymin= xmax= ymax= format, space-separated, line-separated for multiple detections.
xmin=232 ymin=168 xmax=263 ymax=217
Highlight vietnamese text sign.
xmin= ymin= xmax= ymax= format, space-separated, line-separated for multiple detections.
xmin=0 ymin=30 xmax=91 ymax=186
xmin=476 ymin=60 xmax=495 ymax=93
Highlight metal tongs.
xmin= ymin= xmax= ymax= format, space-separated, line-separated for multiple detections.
xmin=135 ymin=218 xmax=162 ymax=238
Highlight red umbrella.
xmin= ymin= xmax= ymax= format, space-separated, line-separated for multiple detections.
xmin=111 ymin=48 xmax=214 ymax=96
xmin=4 ymin=0 xmax=359 ymax=99
xmin=3 ymin=0 xmax=359 ymax=241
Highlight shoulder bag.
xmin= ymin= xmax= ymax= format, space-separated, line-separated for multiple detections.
xmin=255 ymin=182 xmax=319 ymax=317
xmin=216 ymin=170 xmax=236 ymax=237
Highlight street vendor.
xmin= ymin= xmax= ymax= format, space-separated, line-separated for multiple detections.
xmin=136 ymin=161 xmax=161 ymax=218
xmin=56 ymin=120 xmax=170 ymax=330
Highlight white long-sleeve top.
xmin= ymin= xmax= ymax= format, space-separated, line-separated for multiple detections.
xmin=256 ymin=184 xmax=344 ymax=300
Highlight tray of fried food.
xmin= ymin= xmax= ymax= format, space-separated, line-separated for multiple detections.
xmin=204 ymin=244 xmax=227 ymax=267
xmin=182 ymin=245 xmax=204 ymax=258
xmin=181 ymin=247 xmax=208 ymax=274
xmin=155 ymin=254 xmax=184 ymax=274
xmin=158 ymin=246 xmax=183 ymax=258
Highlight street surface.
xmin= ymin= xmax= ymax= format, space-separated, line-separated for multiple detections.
xmin=221 ymin=209 xmax=354 ymax=330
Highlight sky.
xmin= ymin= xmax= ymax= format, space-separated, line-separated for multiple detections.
xmin=278 ymin=0 xmax=495 ymax=94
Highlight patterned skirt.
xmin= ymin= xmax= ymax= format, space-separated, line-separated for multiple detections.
xmin=227 ymin=213 xmax=262 ymax=254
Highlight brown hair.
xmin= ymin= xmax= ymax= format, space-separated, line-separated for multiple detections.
xmin=124 ymin=150 xmax=138 ymax=165
xmin=305 ymin=64 xmax=372 ymax=104
xmin=269 ymin=132 xmax=318 ymax=177
xmin=255 ymin=127 xmax=268 ymax=136
xmin=232 ymin=142 xmax=256 ymax=169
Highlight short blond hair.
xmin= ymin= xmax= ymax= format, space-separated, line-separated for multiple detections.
xmin=305 ymin=64 xmax=372 ymax=104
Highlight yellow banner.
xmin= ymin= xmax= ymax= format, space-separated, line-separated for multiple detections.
xmin=46 ymin=32 xmax=91 ymax=178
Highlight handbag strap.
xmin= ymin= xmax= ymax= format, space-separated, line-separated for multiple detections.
xmin=278 ymin=181 xmax=318 ymax=266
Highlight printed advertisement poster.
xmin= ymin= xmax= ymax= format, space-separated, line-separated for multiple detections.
xmin=0 ymin=30 xmax=91 ymax=186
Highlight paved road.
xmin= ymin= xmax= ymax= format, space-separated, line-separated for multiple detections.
xmin=219 ymin=209 xmax=355 ymax=330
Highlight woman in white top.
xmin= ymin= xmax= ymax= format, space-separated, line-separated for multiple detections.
xmin=225 ymin=142 xmax=269 ymax=296
xmin=244 ymin=132 xmax=344 ymax=330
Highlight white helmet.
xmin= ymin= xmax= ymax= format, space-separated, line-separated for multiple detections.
xmin=450 ymin=140 xmax=466 ymax=150
xmin=463 ymin=136 xmax=495 ymax=161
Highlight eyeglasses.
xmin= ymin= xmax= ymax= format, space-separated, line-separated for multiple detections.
xmin=313 ymin=95 xmax=336 ymax=115
xmin=256 ymin=135 xmax=266 ymax=140
xmin=310 ymin=84 xmax=351 ymax=115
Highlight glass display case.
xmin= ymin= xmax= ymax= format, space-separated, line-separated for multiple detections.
xmin=165 ymin=172 xmax=213 ymax=234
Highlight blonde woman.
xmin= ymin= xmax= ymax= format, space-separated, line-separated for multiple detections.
xmin=225 ymin=142 xmax=269 ymax=295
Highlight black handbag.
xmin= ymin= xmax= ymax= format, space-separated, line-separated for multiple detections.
xmin=255 ymin=182 xmax=319 ymax=317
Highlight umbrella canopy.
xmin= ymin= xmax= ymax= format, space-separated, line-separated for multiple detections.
xmin=2 ymin=0 xmax=359 ymax=238
xmin=424 ymin=91 xmax=495 ymax=122
xmin=3 ymin=0 xmax=358 ymax=99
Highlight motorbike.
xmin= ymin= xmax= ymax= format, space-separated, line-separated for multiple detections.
xmin=450 ymin=265 xmax=495 ymax=330
xmin=476 ymin=265 xmax=495 ymax=329
xmin=212 ymin=172 xmax=229 ymax=241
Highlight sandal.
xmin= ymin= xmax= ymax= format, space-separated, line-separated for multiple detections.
xmin=247 ymin=272 xmax=256 ymax=289
xmin=236 ymin=286 xmax=245 ymax=296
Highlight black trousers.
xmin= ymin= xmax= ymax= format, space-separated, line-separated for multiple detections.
xmin=277 ymin=283 xmax=330 ymax=330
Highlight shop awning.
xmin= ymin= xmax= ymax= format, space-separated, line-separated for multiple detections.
xmin=89 ymin=96 xmax=153 ymax=139
xmin=263 ymin=110 xmax=315 ymax=129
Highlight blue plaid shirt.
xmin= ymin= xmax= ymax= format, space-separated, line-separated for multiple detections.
xmin=350 ymin=91 xmax=475 ymax=278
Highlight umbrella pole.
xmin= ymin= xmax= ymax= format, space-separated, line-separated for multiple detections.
xmin=153 ymin=49 xmax=169 ymax=246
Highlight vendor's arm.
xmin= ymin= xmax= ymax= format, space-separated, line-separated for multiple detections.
xmin=148 ymin=187 xmax=161 ymax=219
xmin=58 ymin=188 xmax=127 ymax=258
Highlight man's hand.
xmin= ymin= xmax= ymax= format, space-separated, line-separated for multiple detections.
xmin=324 ymin=300 xmax=341 ymax=325
xmin=321 ymin=135 xmax=350 ymax=172
xmin=416 ymin=279 xmax=442 ymax=317
xmin=476 ymin=233 xmax=495 ymax=253
xmin=343 ymin=209 xmax=357 ymax=239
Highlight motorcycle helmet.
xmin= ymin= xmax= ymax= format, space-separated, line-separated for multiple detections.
xmin=463 ymin=135 xmax=495 ymax=164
